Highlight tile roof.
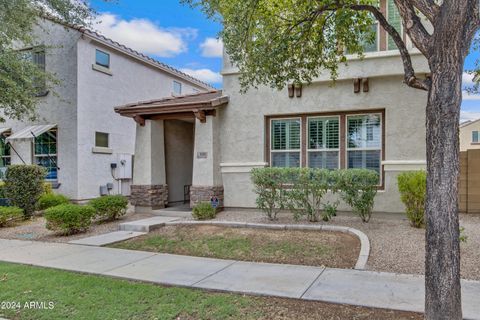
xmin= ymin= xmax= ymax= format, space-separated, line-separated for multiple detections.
xmin=41 ymin=15 xmax=215 ymax=90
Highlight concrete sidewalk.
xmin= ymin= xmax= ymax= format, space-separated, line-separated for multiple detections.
xmin=1 ymin=239 xmax=479 ymax=319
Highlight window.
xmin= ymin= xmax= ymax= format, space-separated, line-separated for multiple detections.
xmin=361 ymin=23 xmax=379 ymax=53
xmin=387 ymin=0 xmax=402 ymax=50
xmin=34 ymin=130 xmax=57 ymax=180
xmin=95 ymin=49 xmax=110 ymax=68
xmin=308 ymin=117 xmax=340 ymax=169
xmin=267 ymin=111 xmax=384 ymax=185
xmin=22 ymin=48 xmax=47 ymax=95
xmin=173 ymin=81 xmax=182 ymax=95
xmin=347 ymin=114 xmax=382 ymax=176
xmin=95 ymin=132 xmax=109 ymax=148
xmin=270 ymin=118 xmax=301 ymax=167
xmin=473 ymin=131 xmax=479 ymax=143
xmin=0 ymin=136 xmax=11 ymax=180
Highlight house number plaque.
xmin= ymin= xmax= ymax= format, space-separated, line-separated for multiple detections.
xmin=197 ymin=152 xmax=208 ymax=159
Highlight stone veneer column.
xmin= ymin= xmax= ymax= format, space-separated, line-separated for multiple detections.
xmin=191 ymin=115 xmax=224 ymax=209
xmin=130 ymin=120 xmax=168 ymax=212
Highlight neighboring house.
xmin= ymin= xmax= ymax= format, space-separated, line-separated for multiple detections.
xmin=116 ymin=0 xmax=430 ymax=213
xmin=460 ymin=119 xmax=480 ymax=151
xmin=0 ymin=17 xmax=212 ymax=202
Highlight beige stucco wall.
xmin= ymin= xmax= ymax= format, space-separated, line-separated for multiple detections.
xmin=219 ymin=52 xmax=430 ymax=213
xmin=165 ymin=120 xmax=194 ymax=203
xmin=460 ymin=120 xmax=480 ymax=151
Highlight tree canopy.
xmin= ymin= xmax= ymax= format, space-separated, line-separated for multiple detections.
xmin=0 ymin=0 xmax=95 ymax=122
xmin=185 ymin=0 xmax=478 ymax=92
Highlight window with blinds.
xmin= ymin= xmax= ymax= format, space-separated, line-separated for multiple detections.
xmin=387 ymin=0 xmax=402 ymax=50
xmin=473 ymin=131 xmax=479 ymax=143
xmin=362 ymin=23 xmax=379 ymax=52
xmin=271 ymin=118 xmax=301 ymax=167
xmin=308 ymin=117 xmax=340 ymax=169
xmin=347 ymin=114 xmax=382 ymax=177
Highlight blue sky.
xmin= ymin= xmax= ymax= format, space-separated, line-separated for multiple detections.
xmin=90 ymin=0 xmax=479 ymax=122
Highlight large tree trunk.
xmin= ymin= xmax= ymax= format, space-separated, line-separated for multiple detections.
xmin=425 ymin=62 xmax=463 ymax=320
xmin=424 ymin=4 xmax=469 ymax=317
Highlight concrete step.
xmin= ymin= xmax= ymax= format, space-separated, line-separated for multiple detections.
xmin=118 ymin=216 xmax=181 ymax=232
xmin=68 ymin=231 xmax=146 ymax=246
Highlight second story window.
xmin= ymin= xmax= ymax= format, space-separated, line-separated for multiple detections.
xmin=95 ymin=49 xmax=110 ymax=69
xmin=473 ymin=131 xmax=479 ymax=143
xmin=387 ymin=0 xmax=402 ymax=50
xmin=95 ymin=132 xmax=109 ymax=148
xmin=173 ymin=81 xmax=182 ymax=95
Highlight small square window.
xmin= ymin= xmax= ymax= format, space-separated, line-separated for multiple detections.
xmin=173 ymin=81 xmax=182 ymax=95
xmin=95 ymin=132 xmax=109 ymax=148
xmin=95 ymin=49 xmax=110 ymax=68
xmin=473 ymin=131 xmax=479 ymax=143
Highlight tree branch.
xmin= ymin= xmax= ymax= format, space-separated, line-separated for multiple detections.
xmin=347 ymin=4 xmax=430 ymax=91
xmin=409 ymin=0 xmax=439 ymax=23
xmin=393 ymin=0 xmax=432 ymax=56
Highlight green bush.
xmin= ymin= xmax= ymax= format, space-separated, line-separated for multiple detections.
xmin=286 ymin=168 xmax=338 ymax=222
xmin=397 ymin=171 xmax=426 ymax=228
xmin=43 ymin=182 xmax=53 ymax=195
xmin=0 ymin=206 xmax=23 ymax=227
xmin=192 ymin=202 xmax=216 ymax=220
xmin=0 ymin=181 xmax=6 ymax=199
xmin=251 ymin=167 xmax=290 ymax=220
xmin=37 ymin=193 xmax=70 ymax=211
xmin=5 ymin=165 xmax=46 ymax=218
xmin=337 ymin=169 xmax=379 ymax=223
xmin=44 ymin=204 xmax=95 ymax=235
xmin=89 ymin=195 xmax=128 ymax=221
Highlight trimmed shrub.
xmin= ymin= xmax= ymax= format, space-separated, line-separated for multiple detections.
xmin=89 ymin=195 xmax=128 ymax=221
xmin=43 ymin=182 xmax=53 ymax=195
xmin=337 ymin=169 xmax=379 ymax=223
xmin=251 ymin=167 xmax=290 ymax=220
xmin=37 ymin=193 xmax=70 ymax=211
xmin=5 ymin=165 xmax=46 ymax=218
xmin=0 ymin=181 xmax=6 ymax=199
xmin=0 ymin=206 xmax=23 ymax=227
xmin=192 ymin=202 xmax=216 ymax=220
xmin=286 ymin=168 xmax=338 ymax=222
xmin=397 ymin=171 xmax=426 ymax=228
xmin=44 ymin=204 xmax=95 ymax=235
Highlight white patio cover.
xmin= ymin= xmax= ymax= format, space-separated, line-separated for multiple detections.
xmin=0 ymin=128 xmax=11 ymax=136
xmin=6 ymin=124 xmax=57 ymax=141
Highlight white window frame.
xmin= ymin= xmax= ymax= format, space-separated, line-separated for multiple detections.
xmin=173 ymin=80 xmax=182 ymax=95
xmin=95 ymin=49 xmax=110 ymax=69
xmin=33 ymin=129 xmax=58 ymax=181
xmin=270 ymin=117 xmax=302 ymax=168
xmin=306 ymin=116 xmax=341 ymax=169
xmin=472 ymin=130 xmax=479 ymax=143
xmin=95 ymin=131 xmax=109 ymax=148
xmin=345 ymin=113 xmax=383 ymax=183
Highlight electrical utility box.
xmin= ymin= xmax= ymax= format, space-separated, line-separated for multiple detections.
xmin=116 ymin=153 xmax=133 ymax=179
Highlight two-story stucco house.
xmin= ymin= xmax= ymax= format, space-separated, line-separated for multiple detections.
xmin=0 ymin=17 xmax=212 ymax=202
xmin=115 ymin=0 xmax=430 ymax=213
xmin=460 ymin=119 xmax=480 ymax=151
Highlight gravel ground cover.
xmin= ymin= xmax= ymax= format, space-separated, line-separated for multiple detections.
xmin=203 ymin=209 xmax=480 ymax=280
xmin=0 ymin=210 xmax=154 ymax=243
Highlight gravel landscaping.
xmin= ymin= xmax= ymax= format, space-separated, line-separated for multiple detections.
xmin=0 ymin=210 xmax=154 ymax=243
xmin=202 ymin=209 xmax=480 ymax=280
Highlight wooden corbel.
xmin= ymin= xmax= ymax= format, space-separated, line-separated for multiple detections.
xmin=193 ymin=109 xmax=206 ymax=123
xmin=295 ymin=83 xmax=302 ymax=97
xmin=287 ymin=84 xmax=294 ymax=98
xmin=362 ymin=78 xmax=369 ymax=92
xmin=354 ymin=78 xmax=362 ymax=93
xmin=133 ymin=115 xmax=145 ymax=126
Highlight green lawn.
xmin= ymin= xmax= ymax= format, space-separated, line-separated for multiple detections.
xmin=0 ymin=262 xmax=260 ymax=320
xmin=0 ymin=262 xmax=422 ymax=320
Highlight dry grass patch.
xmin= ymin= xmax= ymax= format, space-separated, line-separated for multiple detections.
xmin=111 ymin=225 xmax=360 ymax=268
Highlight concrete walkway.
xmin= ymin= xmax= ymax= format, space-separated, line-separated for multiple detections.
xmin=1 ymin=239 xmax=479 ymax=319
